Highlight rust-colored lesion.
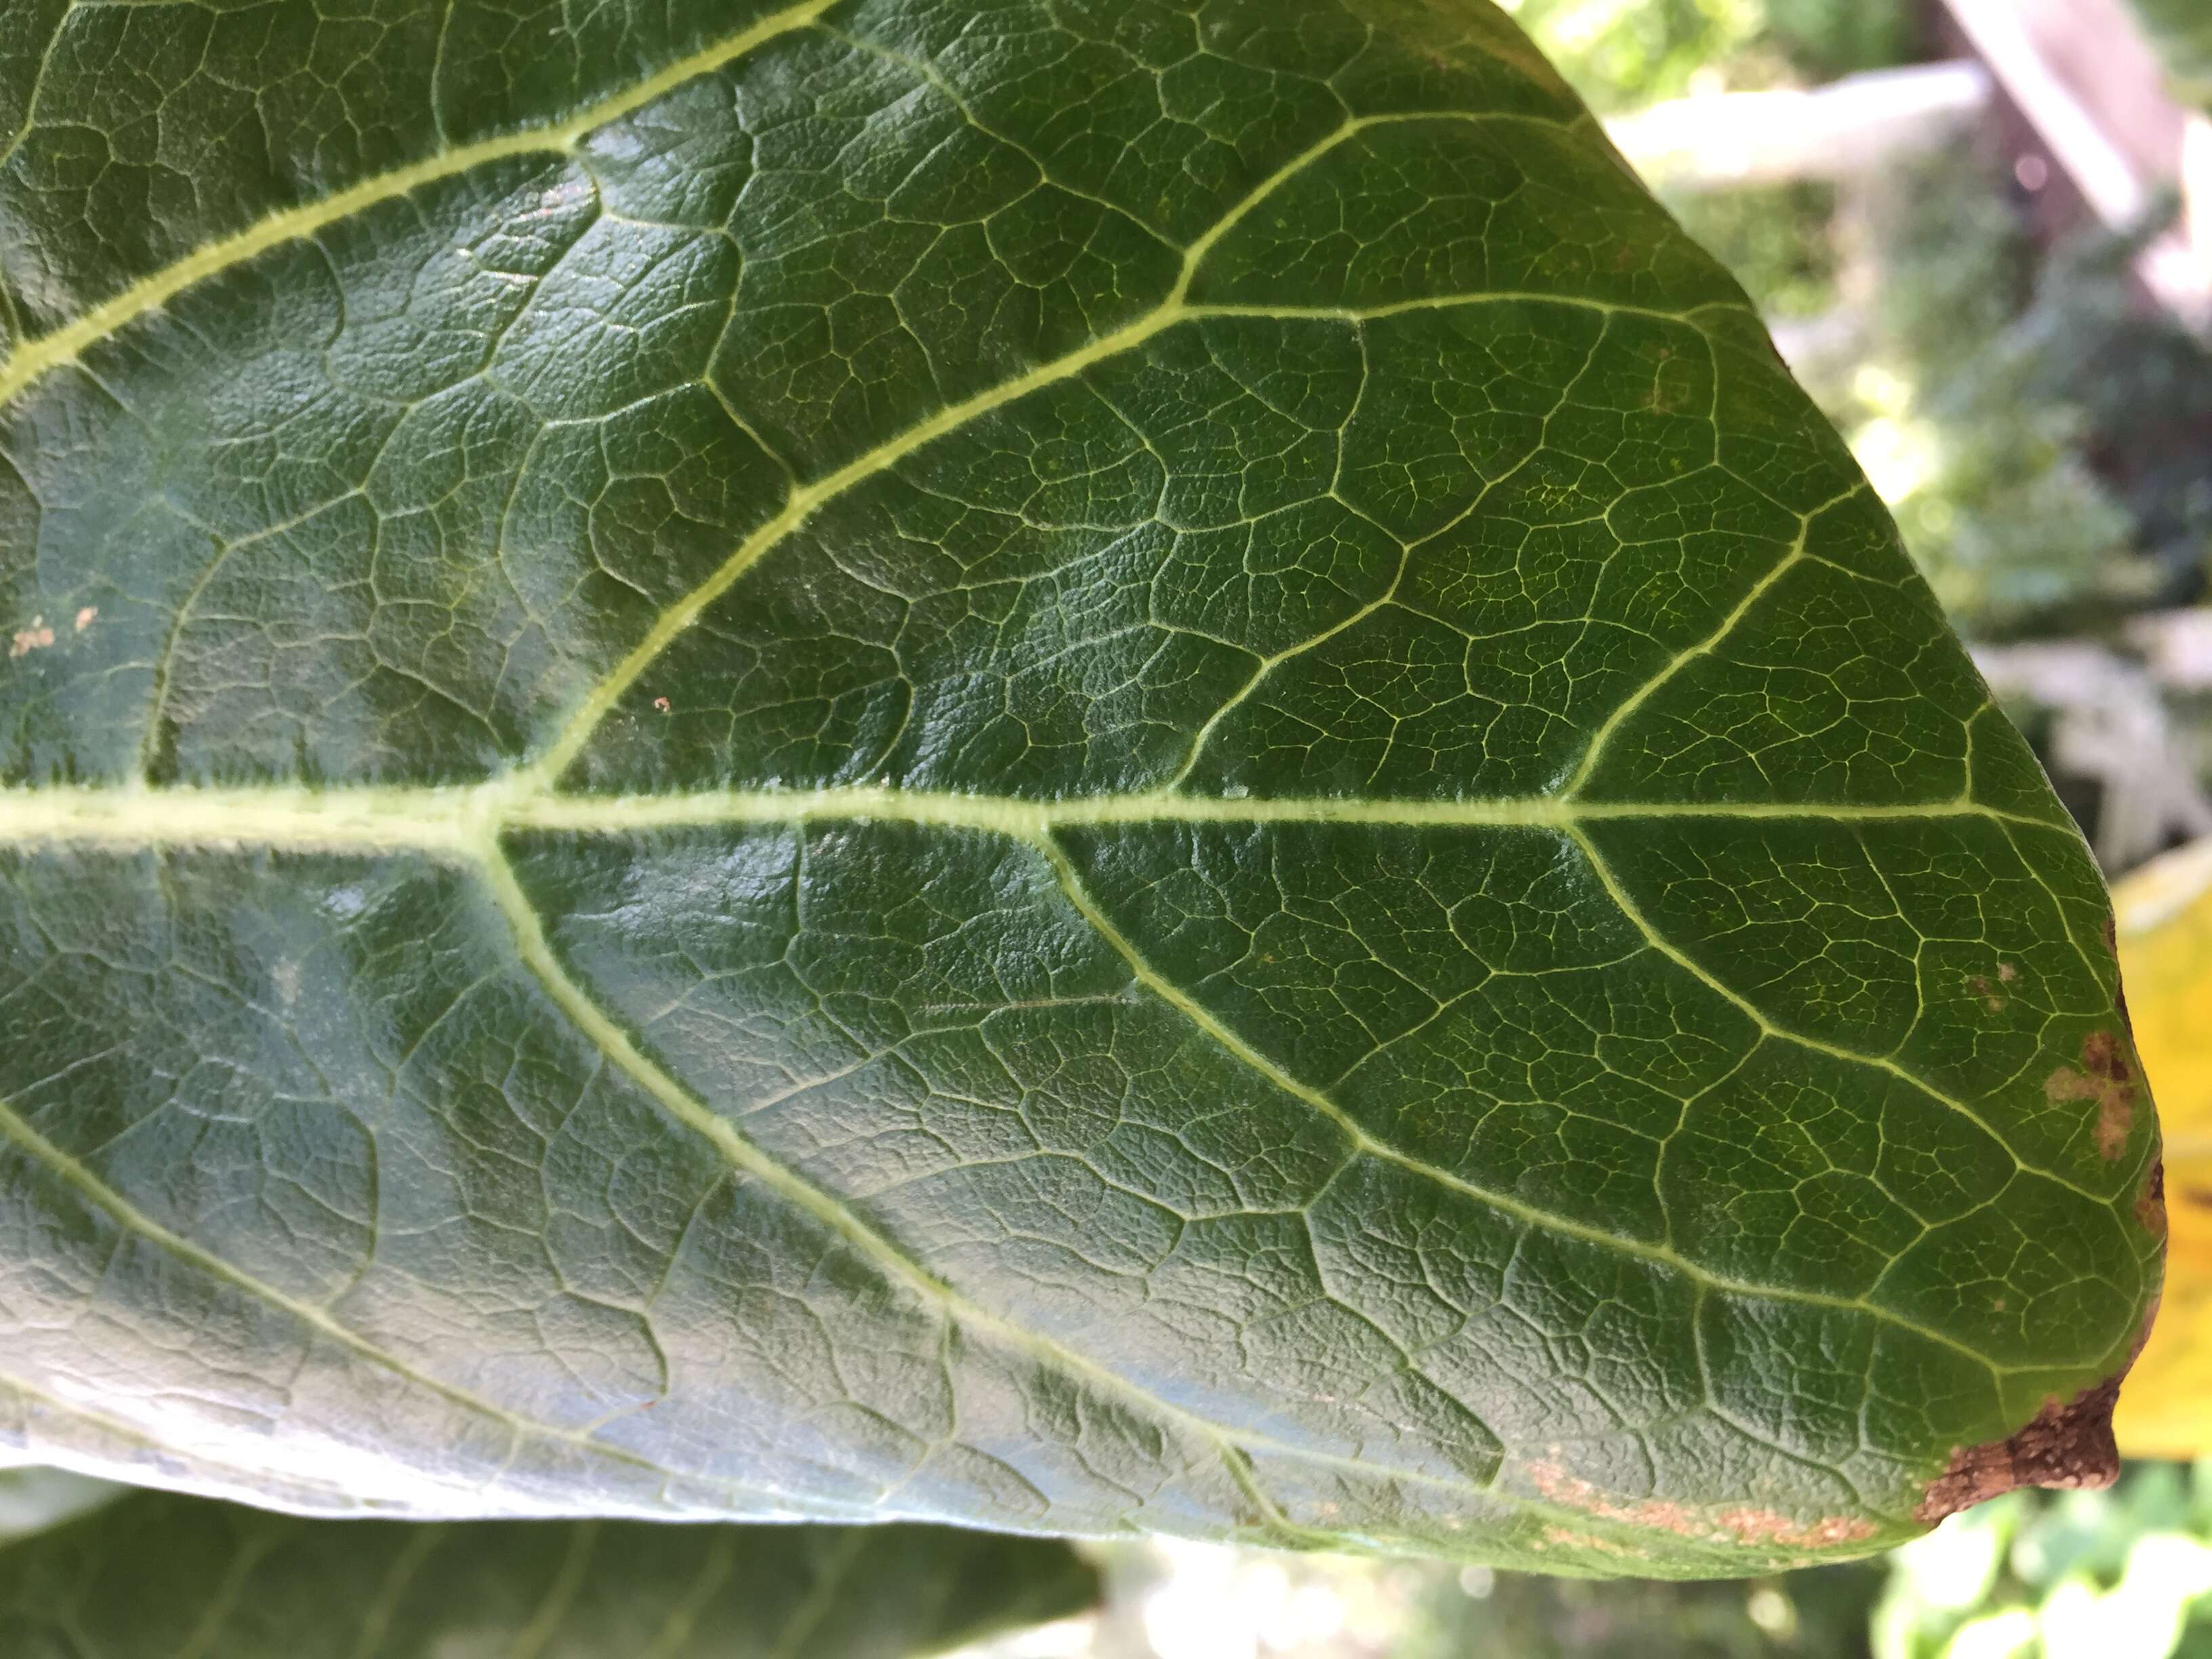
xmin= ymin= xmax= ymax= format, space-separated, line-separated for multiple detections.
xmin=1916 ymin=922 xmax=2164 ymax=1522
xmin=2139 ymin=1161 xmax=2169 ymax=1240
xmin=2102 ymin=914 xmax=2136 ymax=1041
xmin=1914 ymin=1374 xmax=2125 ymax=1524
xmin=2045 ymin=1030 xmax=2138 ymax=1160
xmin=1528 ymin=1462 xmax=1879 ymax=1551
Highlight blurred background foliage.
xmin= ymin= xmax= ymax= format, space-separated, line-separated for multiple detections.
xmin=1510 ymin=0 xmax=2212 ymax=644
xmin=1490 ymin=0 xmax=1910 ymax=111
xmin=967 ymin=1466 xmax=2212 ymax=1658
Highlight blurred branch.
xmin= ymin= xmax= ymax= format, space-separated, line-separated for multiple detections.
xmin=1972 ymin=639 xmax=2212 ymax=869
xmin=1942 ymin=0 xmax=2212 ymax=327
xmin=1603 ymin=60 xmax=1991 ymax=187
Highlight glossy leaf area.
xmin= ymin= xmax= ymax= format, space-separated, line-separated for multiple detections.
xmin=0 ymin=1481 xmax=1099 ymax=1658
xmin=0 ymin=0 xmax=2160 ymax=1576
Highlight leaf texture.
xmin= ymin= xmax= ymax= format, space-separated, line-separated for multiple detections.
xmin=0 ymin=1485 xmax=1099 ymax=1658
xmin=0 ymin=0 xmax=2163 ymax=1575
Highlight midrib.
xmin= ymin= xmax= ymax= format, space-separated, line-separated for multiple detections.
xmin=0 ymin=781 xmax=2059 ymax=853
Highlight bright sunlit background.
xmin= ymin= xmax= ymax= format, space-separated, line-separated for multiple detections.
xmin=951 ymin=1 xmax=2212 ymax=1654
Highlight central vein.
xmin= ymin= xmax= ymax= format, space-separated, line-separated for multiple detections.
xmin=0 ymin=782 xmax=2053 ymax=855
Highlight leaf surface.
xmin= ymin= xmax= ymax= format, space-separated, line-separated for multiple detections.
xmin=0 ymin=1484 xmax=1097 ymax=1658
xmin=0 ymin=0 xmax=2161 ymax=1574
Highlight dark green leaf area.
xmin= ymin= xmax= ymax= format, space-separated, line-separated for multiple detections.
xmin=571 ymin=302 xmax=1858 ymax=804
xmin=0 ymin=1490 xmax=1099 ymax=1659
xmin=1 ymin=0 xmax=1832 ymax=799
xmin=0 ymin=815 xmax=2155 ymax=1573
xmin=0 ymin=0 xmax=2160 ymax=1581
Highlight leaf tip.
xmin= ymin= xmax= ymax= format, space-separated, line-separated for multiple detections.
xmin=1913 ymin=1375 xmax=2126 ymax=1525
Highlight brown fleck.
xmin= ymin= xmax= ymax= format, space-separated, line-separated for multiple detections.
xmin=653 ymin=696 xmax=671 ymax=713
xmin=1999 ymin=962 xmax=2018 ymax=983
xmin=8 ymin=617 xmax=54 ymax=659
xmin=1914 ymin=1376 xmax=2123 ymax=1524
xmin=1528 ymin=1462 xmax=1877 ymax=1551
xmin=1713 ymin=1509 xmax=1880 ymax=1549
xmin=2138 ymin=1162 xmax=2168 ymax=1240
xmin=1542 ymin=1525 xmax=1633 ymax=1556
xmin=2044 ymin=1031 xmax=2135 ymax=1159
xmin=1967 ymin=975 xmax=2005 ymax=1015
xmin=73 ymin=606 xmax=96 ymax=633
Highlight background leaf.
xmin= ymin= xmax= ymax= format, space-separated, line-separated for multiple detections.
xmin=0 ymin=0 xmax=2159 ymax=1574
xmin=0 ymin=1469 xmax=121 ymax=1542
xmin=0 ymin=1485 xmax=1099 ymax=1658
xmin=2128 ymin=0 xmax=2212 ymax=108
xmin=2107 ymin=840 xmax=2212 ymax=1460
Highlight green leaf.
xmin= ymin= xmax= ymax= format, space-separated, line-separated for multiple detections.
xmin=0 ymin=1486 xmax=1099 ymax=1658
xmin=2129 ymin=0 xmax=2212 ymax=107
xmin=0 ymin=0 xmax=2160 ymax=1577
xmin=0 ymin=1469 xmax=121 ymax=1542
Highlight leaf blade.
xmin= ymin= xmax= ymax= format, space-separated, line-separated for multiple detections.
xmin=0 ymin=1486 xmax=1101 ymax=1659
xmin=0 ymin=0 xmax=2160 ymax=1576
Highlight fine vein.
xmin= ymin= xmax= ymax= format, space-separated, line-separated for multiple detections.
xmin=0 ymin=0 xmax=841 ymax=410
xmin=470 ymin=840 xmax=1903 ymax=1555
xmin=0 ymin=1088 xmax=806 ymax=1509
xmin=1036 ymin=837 xmax=2007 ymax=1371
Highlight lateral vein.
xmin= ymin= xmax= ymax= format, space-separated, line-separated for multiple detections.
xmin=472 ymin=842 xmax=1793 ymax=1545
xmin=1565 ymin=825 xmax=2114 ymax=1210
xmin=0 ymin=0 xmax=840 ymax=410
xmin=520 ymin=108 xmax=1750 ymax=784
xmin=1035 ymin=835 xmax=2008 ymax=1372
xmin=0 ymin=1088 xmax=766 ymax=1502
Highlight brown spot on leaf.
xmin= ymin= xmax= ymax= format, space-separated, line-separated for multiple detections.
xmin=1542 ymin=1525 xmax=1635 ymax=1556
xmin=2104 ymin=916 xmax=2137 ymax=1039
xmin=1528 ymin=1462 xmax=1877 ymax=1551
xmin=73 ymin=606 xmax=96 ymax=633
xmin=1914 ymin=1376 xmax=2123 ymax=1524
xmin=2044 ymin=1031 xmax=2135 ymax=1159
xmin=2139 ymin=1162 xmax=2168 ymax=1240
xmin=1967 ymin=975 xmax=2005 ymax=1015
xmin=1714 ymin=1510 xmax=1881 ymax=1549
xmin=8 ymin=617 xmax=54 ymax=658
xmin=1999 ymin=962 xmax=2018 ymax=983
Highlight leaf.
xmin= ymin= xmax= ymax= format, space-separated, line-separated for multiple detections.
xmin=2128 ymin=0 xmax=2212 ymax=108
xmin=0 ymin=1485 xmax=1099 ymax=1659
xmin=0 ymin=0 xmax=2160 ymax=1576
xmin=0 ymin=1469 xmax=121 ymax=1542
xmin=2107 ymin=842 xmax=2212 ymax=1459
